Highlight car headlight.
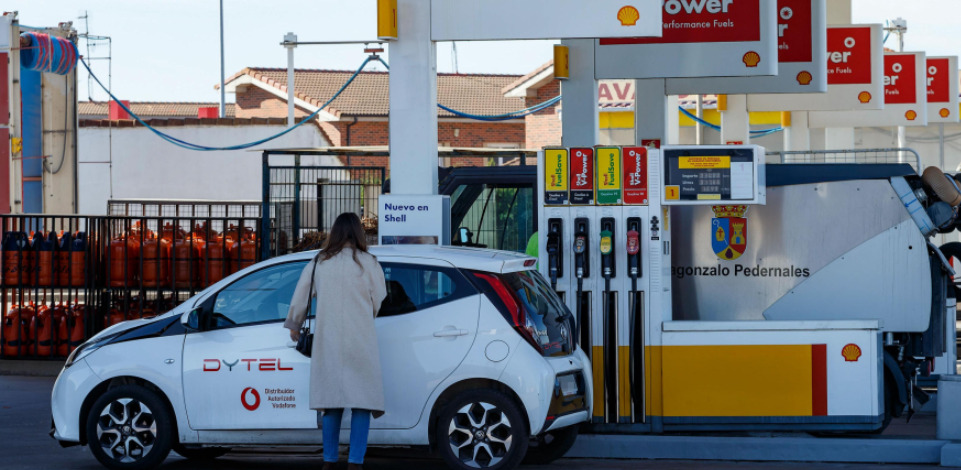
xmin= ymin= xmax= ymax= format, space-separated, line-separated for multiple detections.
xmin=64 ymin=334 xmax=117 ymax=368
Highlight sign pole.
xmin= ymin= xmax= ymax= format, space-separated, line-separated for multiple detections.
xmin=720 ymin=94 xmax=750 ymax=145
xmin=561 ymin=39 xmax=599 ymax=148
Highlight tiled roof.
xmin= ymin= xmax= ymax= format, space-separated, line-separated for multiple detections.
xmin=228 ymin=67 xmax=527 ymax=118
xmin=78 ymin=102 xmax=237 ymax=119
xmin=79 ymin=117 xmax=285 ymax=128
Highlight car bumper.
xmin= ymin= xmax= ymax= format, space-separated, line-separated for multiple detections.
xmin=51 ymin=359 xmax=100 ymax=443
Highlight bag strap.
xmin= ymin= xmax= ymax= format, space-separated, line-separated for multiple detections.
xmin=304 ymin=256 xmax=318 ymax=334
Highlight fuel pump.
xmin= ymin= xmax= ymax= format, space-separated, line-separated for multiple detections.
xmin=573 ymin=218 xmax=590 ymax=353
xmin=546 ymin=219 xmax=563 ymax=292
xmin=626 ymin=217 xmax=643 ymax=421
xmin=600 ymin=217 xmax=617 ymax=423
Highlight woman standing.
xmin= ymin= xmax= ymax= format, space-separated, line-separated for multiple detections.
xmin=285 ymin=213 xmax=387 ymax=470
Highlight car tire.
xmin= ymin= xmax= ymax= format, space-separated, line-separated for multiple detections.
xmin=172 ymin=444 xmax=230 ymax=460
xmin=522 ymin=425 xmax=578 ymax=465
xmin=85 ymin=384 xmax=174 ymax=470
xmin=435 ymin=389 xmax=529 ymax=470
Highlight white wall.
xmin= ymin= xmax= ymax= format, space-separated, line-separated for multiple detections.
xmin=78 ymin=123 xmax=334 ymax=215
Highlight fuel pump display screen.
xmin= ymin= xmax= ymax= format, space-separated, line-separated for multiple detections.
xmin=663 ymin=148 xmax=757 ymax=202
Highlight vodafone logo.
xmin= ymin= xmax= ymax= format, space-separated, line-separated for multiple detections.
xmin=241 ymin=387 xmax=261 ymax=411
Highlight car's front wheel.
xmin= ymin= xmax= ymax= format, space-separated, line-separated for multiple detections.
xmin=435 ymin=389 xmax=529 ymax=470
xmin=85 ymin=384 xmax=174 ymax=470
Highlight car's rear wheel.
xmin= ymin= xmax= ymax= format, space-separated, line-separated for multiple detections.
xmin=435 ymin=389 xmax=528 ymax=470
xmin=85 ymin=385 xmax=173 ymax=470
xmin=172 ymin=444 xmax=230 ymax=460
xmin=522 ymin=425 xmax=578 ymax=465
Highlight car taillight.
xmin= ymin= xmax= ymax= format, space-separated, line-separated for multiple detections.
xmin=473 ymin=272 xmax=542 ymax=352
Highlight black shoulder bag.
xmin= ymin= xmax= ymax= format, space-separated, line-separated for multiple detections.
xmin=295 ymin=257 xmax=318 ymax=357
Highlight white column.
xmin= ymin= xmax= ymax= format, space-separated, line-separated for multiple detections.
xmin=824 ymin=127 xmax=855 ymax=149
xmin=826 ymin=0 xmax=852 ymax=25
xmin=285 ymin=33 xmax=297 ymax=127
xmin=560 ymin=39 xmax=598 ymax=147
xmin=389 ymin=0 xmax=438 ymax=195
xmin=666 ymin=95 xmax=681 ymax=145
xmin=720 ymin=94 xmax=750 ymax=144
xmin=784 ymin=111 xmax=810 ymax=151
xmin=634 ymin=79 xmax=669 ymax=146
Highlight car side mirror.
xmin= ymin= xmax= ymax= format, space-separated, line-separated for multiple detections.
xmin=184 ymin=308 xmax=203 ymax=331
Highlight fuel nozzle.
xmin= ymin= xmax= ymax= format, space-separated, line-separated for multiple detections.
xmin=573 ymin=234 xmax=587 ymax=279
xmin=600 ymin=230 xmax=613 ymax=277
xmin=627 ymin=217 xmax=641 ymax=279
xmin=545 ymin=228 xmax=561 ymax=290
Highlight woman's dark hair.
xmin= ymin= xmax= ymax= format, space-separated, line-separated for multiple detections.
xmin=320 ymin=212 xmax=369 ymax=265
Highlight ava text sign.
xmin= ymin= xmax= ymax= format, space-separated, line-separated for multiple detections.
xmin=748 ymin=24 xmax=884 ymax=111
xmin=595 ymin=0 xmax=778 ymax=79
xmin=926 ymin=56 xmax=959 ymax=123
xmin=667 ymin=0 xmax=826 ymax=94
xmin=431 ymin=0 xmax=661 ymax=41
xmin=809 ymin=52 xmax=928 ymax=128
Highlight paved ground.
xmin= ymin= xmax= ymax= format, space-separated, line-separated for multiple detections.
xmin=0 ymin=375 xmax=942 ymax=470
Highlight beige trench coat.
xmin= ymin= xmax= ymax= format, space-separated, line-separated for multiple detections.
xmin=284 ymin=248 xmax=388 ymax=417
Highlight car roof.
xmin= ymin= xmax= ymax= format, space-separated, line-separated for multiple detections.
xmin=273 ymin=245 xmax=536 ymax=273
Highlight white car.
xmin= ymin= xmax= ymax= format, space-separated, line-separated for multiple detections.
xmin=51 ymin=245 xmax=591 ymax=470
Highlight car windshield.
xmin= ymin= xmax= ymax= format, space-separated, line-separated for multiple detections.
xmin=499 ymin=270 xmax=573 ymax=357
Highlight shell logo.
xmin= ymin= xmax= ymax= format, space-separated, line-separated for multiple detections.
xmin=842 ymin=343 xmax=862 ymax=362
xmin=742 ymin=51 xmax=761 ymax=68
xmin=618 ymin=6 xmax=640 ymax=26
xmin=857 ymin=91 xmax=872 ymax=104
xmin=905 ymin=110 xmax=918 ymax=121
xmin=796 ymin=71 xmax=813 ymax=85
xmin=940 ymin=108 xmax=951 ymax=118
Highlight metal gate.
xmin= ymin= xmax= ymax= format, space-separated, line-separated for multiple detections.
xmin=264 ymin=164 xmax=385 ymax=257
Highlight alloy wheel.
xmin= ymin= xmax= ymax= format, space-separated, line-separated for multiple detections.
xmin=447 ymin=401 xmax=514 ymax=468
xmin=95 ymin=397 xmax=158 ymax=463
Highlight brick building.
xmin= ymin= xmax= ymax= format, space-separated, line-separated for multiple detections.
xmin=221 ymin=67 xmax=531 ymax=169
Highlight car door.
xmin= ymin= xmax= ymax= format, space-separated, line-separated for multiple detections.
xmin=182 ymin=260 xmax=315 ymax=430
xmin=372 ymin=258 xmax=481 ymax=429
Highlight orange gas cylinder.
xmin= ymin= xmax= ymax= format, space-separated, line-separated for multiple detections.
xmin=108 ymin=234 xmax=140 ymax=288
xmin=105 ymin=307 xmax=126 ymax=327
xmin=52 ymin=304 xmax=70 ymax=356
xmin=141 ymin=235 xmax=171 ymax=287
xmin=203 ymin=236 xmax=228 ymax=286
xmin=67 ymin=305 xmax=86 ymax=353
xmin=3 ymin=232 xmax=32 ymax=286
xmin=191 ymin=223 xmax=218 ymax=241
xmin=37 ymin=232 xmax=57 ymax=287
xmin=228 ymin=228 xmax=257 ymax=274
xmin=33 ymin=305 xmax=54 ymax=356
xmin=2 ymin=305 xmax=35 ymax=357
xmin=69 ymin=232 xmax=87 ymax=287
xmin=171 ymin=232 xmax=205 ymax=289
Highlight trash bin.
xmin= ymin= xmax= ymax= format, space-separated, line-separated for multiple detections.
xmin=938 ymin=375 xmax=961 ymax=440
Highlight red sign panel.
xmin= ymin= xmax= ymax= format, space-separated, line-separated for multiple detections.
xmin=884 ymin=54 xmax=917 ymax=104
xmin=927 ymin=58 xmax=951 ymax=103
xmin=569 ymin=148 xmax=595 ymax=205
xmin=826 ymin=26 xmax=872 ymax=85
xmin=600 ymin=0 xmax=761 ymax=45
xmin=622 ymin=147 xmax=649 ymax=205
xmin=777 ymin=0 xmax=812 ymax=63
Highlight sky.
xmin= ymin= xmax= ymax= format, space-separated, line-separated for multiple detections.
xmin=7 ymin=0 xmax=961 ymax=103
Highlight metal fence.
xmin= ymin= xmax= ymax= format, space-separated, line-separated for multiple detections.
xmin=0 ymin=214 xmax=262 ymax=360
xmin=109 ymin=199 xmax=261 ymax=219
xmin=265 ymin=165 xmax=385 ymax=257
xmin=767 ymin=148 xmax=921 ymax=170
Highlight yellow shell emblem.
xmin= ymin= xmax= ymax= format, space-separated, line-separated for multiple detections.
xmin=857 ymin=91 xmax=872 ymax=104
xmin=841 ymin=343 xmax=862 ymax=362
xmin=905 ymin=110 xmax=918 ymax=121
xmin=742 ymin=51 xmax=761 ymax=68
xmin=618 ymin=6 xmax=640 ymax=26
xmin=940 ymin=108 xmax=951 ymax=118
xmin=796 ymin=71 xmax=813 ymax=85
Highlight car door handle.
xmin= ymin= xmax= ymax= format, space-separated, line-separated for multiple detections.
xmin=433 ymin=328 xmax=469 ymax=338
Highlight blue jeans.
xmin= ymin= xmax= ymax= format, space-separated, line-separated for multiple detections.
xmin=322 ymin=408 xmax=371 ymax=464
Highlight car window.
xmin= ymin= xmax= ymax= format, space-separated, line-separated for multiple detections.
xmin=379 ymin=263 xmax=476 ymax=317
xmin=449 ymin=183 xmax=534 ymax=253
xmin=211 ymin=261 xmax=308 ymax=327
